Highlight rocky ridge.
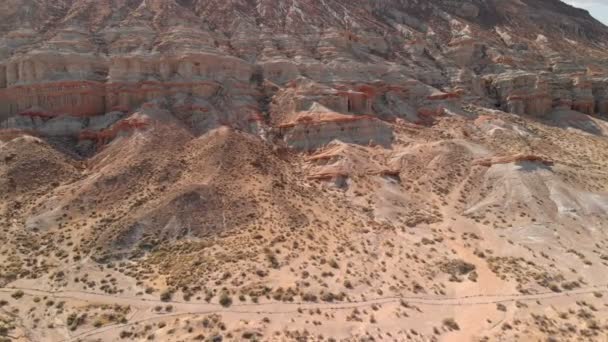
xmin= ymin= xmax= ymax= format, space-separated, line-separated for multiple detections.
xmin=2 ymin=1 xmax=608 ymax=341
xmin=0 ymin=0 xmax=607 ymax=150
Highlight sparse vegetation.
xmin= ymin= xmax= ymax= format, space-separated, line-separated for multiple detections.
xmin=443 ymin=318 xmax=460 ymax=331
xmin=160 ymin=289 xmax=174 ymax=302
xmin=219 ymin=292 xmax=233 ymax=307
xmin=67 ymin=313 xmax=87 ymax=331
xmin=1 ymin=7 xmax=608 ymax=341
xmin=10 ymin=291 xmax=24 ymax=300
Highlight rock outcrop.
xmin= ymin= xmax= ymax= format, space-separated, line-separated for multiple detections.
xmin=473 ymin=154 xmax=554 ymax=167
xmin=0 ymin=0 xmax=607 ymax=150
xmin=3 ymin=3 xmax=608 ymax=341
xmin=487 ymin=72 xmax=607 ymax=117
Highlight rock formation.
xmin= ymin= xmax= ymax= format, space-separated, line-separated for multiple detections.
xmin=0 ymin=0 xmax=606 ymax=150
xmin=2 ymin=2 xmax=608 ymax=341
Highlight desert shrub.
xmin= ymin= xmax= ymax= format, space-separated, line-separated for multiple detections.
xmin=160 ymin=289 xmax=173 ymax=302
xmin=10 ymin=291 xmax=24 ymax=300
xmin=443 ymin=318 xmax=460 ymax=331
xmin=219 ymin=292 xmax=232 ymax=307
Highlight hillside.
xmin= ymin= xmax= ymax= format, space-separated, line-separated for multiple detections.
xmin=1 ymin=0 xmax=608 ymax=341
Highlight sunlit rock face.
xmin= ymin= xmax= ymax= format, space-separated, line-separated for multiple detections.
xmin=3 ymin=5 xmax=608 ymax=340
xmin=0 ymin=0 xmax=607 ymax=148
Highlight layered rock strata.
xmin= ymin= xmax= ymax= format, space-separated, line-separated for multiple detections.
xmin=0 ymin=0 xmax=607 ymax=150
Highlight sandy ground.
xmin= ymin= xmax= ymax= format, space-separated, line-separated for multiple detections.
xmin=1 ymin=282 xmax=607 ymax=341
xmin=2 ymin=112 xmax=608 ymax=341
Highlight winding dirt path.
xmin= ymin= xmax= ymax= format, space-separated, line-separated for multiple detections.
xmin=1 ymin=284 xmax=607 ymax=341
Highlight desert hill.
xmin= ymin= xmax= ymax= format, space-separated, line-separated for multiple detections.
xmin=1 ymin=0 xmax=608 ymax=341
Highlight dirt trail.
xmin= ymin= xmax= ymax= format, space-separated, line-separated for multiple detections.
xmin=2 ymin=284 xmax=607 ymax=341
xmin=2 ymin=285 xmax=607 ymax=308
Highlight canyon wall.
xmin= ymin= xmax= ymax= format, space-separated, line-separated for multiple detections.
xmin=0 ymin=0 xmax=607 ymax=149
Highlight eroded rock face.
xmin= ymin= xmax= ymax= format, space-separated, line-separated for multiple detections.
xmin=0 ymin=0 xmax=607 ymax=149
xmin=3 ymin=4 xmax=608 ymax=340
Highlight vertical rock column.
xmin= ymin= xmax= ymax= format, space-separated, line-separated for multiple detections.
xmin=0 ymin=65 xmax=7 ymax=120
xmin=346 ymin=91 xmax=372 ymax=114
xmin=159 ymin=61 xmax=173 ymax=80
xmin=572 ymin=75 xmax=595 ymax=115
xmin=22 ymin=60 xmax=35 ymax=83
xmin=594 ymin=82 xmax=608 ymax=115
xmin=528 ymin=75 xmax=552 ymax=116
xmin=0 ymin=65 xmax=6 ymax=88
xmin=6 ymin=62 xmax=18 ymax=86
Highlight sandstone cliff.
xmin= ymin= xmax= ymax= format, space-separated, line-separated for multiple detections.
xmin=2 ymin=2 xmax=608 ymax=341
xmin=1 ymin=0 xmax=607 ymax=150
